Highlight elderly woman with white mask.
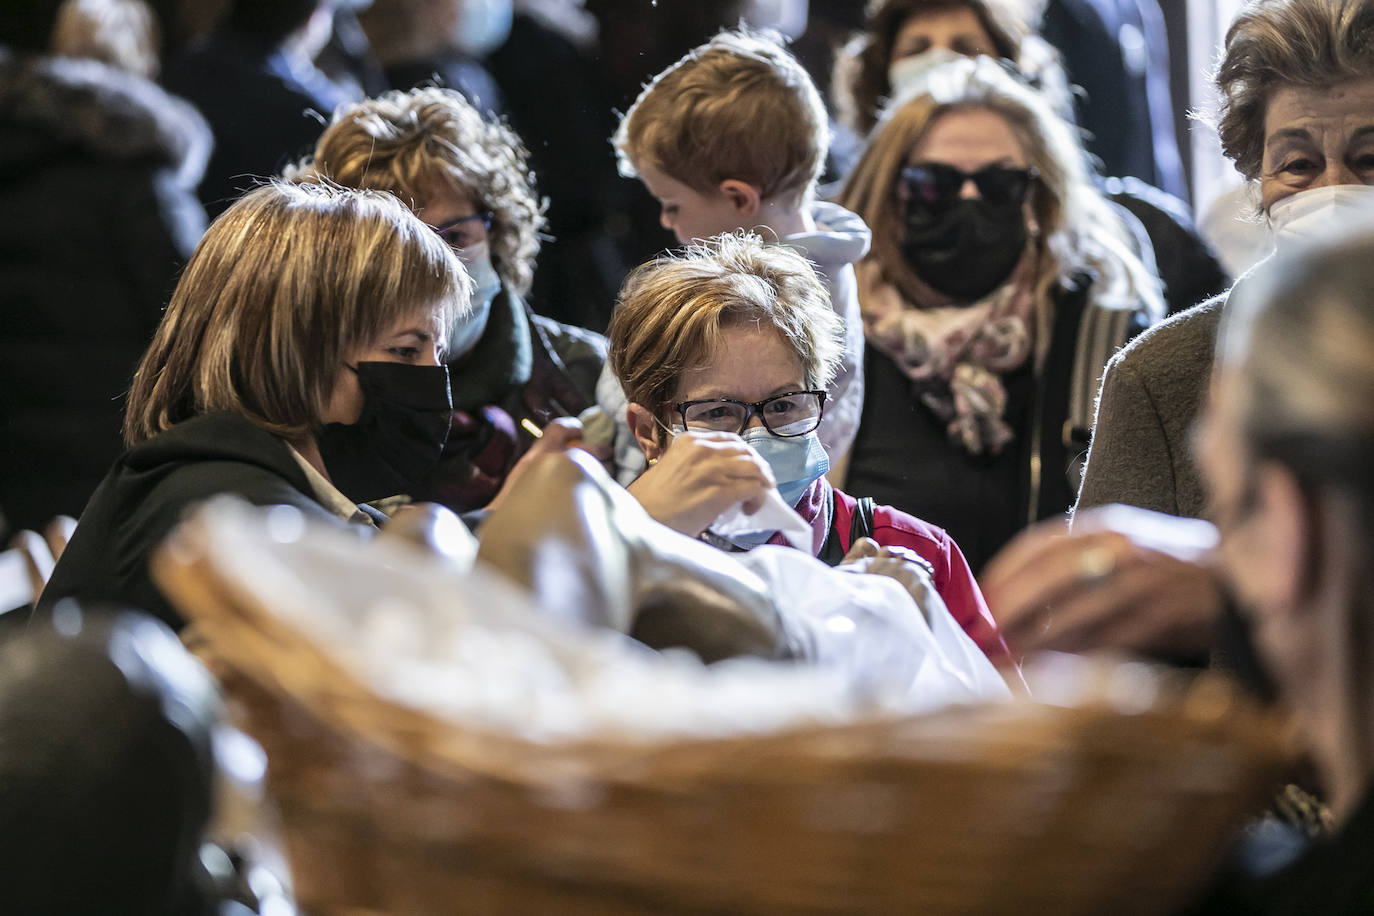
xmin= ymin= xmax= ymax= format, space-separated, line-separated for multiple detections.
xmin=984 ymin=0 xmax=1374 ymax=660
xmin=1076 ymin=0 xmax=1374 ymax=520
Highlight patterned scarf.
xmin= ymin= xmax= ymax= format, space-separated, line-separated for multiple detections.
xmin=857 ymin=257 xmax=1037 ymax=455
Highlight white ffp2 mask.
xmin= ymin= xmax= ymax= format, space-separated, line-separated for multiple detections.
xmin=1267 ymin=184 xmax=1374 ymax=250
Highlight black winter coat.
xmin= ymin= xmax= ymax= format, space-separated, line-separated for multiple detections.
xmin=844 ymin=276 xmax=1150 ymax=573
xmin=0 ymin=49 xmax=209 ymax=536
xmin=38 ymin=412 xmax=363 ymax=629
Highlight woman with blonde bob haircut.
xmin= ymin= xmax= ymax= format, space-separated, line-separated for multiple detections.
xmin=837 ymin=57 xmax=1160 ymax=572
xmin=610 ymin=232 xmax=1015 ymax=669
xmin=291 ymin=86 xmax=608 ymax=514
xmin=41 ymin=181 xmax=468 ymax=628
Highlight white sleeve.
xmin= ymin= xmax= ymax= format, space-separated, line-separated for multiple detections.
xmin=817 ymin=263 xmax=865 ymax=463
xmin=595 ymin=360 xmax=647 ymax=486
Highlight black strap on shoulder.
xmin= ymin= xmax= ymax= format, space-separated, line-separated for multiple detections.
xmin=817 ymin=491 xmax=846 ymax=567
xmin=819 ymin=494 xmax=877 ymax=567
xmin=849 ymin=496 xmax=876 ymax=547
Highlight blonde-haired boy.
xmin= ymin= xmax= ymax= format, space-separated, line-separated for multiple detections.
xmin=597 ymin=28 xmax=869 ymax=486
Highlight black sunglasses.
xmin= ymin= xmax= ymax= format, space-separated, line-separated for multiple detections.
xmin=901 ymin=163 xmax=1039 ymax=208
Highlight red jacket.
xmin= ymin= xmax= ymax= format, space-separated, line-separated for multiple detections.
xmin=781 ymin=479 xmax=1017 ymax=672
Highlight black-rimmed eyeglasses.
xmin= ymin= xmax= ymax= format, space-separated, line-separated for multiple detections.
xmin=674 ymin=390 xmax=826 ymax=437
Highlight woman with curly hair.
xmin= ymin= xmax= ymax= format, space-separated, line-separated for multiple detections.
xmin=290 ymin=86 xmax=608 ymax=512
xmin=837 ymin=57 xmax=1162 ymax=572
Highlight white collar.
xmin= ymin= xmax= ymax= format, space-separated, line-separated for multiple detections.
xmin=286 ymin=445 xmax=378 ymax=528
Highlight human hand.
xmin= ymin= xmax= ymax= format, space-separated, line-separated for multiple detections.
xmin=377 ymin=501 xmax=478 ymax=568
xmin=574 ymin=405 xmax=616 ymax=466
xmin=487 ymin=417 xmax=586 ymax=513
xmin=626 ymin=430 xmax=776 ymax=537
xmin=840 ymin=537 xmax=941 ymax=624
xmin=980 ymin=505 xmax=1224 ymax=658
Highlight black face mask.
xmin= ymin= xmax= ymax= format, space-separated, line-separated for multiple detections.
xmin=316 ymin=362 xmax=453 ymax=504
xmin=901 ymin=179 xmax=1028 ymax=303
xmin=1215 ymin=597 xmax=1280 ymax=705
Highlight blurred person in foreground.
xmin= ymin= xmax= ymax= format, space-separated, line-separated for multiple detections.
xmin=1182 ymin=232 xmax=1374 ymax=914
xmin=983 ymin=0 xmax=1374 ymax=660
xmin=288 ymin=86 xmax=608 ymax=514
xmin=0 ymin=608 xmax=292 ymax=914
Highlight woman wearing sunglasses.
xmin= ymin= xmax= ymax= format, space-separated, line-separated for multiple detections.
xmin=837 ymin=57 xmax=1162 ymax=573
xmin=608 ymin=232 xmax=1015 ymax=668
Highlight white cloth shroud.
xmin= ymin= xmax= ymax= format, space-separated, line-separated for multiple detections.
xmin=186 ymin=499 xmax=1009 ymax=746
xmin=736 ymin=546 xmax=1011 ymax=709
xmin=707 ymin=487 xmax=814 ymax=551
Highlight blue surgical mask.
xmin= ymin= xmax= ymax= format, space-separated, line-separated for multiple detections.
xmin=448 ymin=241 xmax=502 ymax=360
xmin=740 ymin=420 xmax=829 ymax=508
xmin=451 ymin=0 xmax=513 ymax=57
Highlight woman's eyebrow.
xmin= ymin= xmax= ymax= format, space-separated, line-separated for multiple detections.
xmin=388 ymin=328 xmax=434 ymax=343
xmin=1265 ymin=127 xmax=1315 ymax=148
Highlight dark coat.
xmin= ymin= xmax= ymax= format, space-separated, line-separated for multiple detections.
xmin=1042 ymin=0 xmax=1187 ymax=202
xmin=0 ymin=49 xmax=209 ymax=536
xmin=38 ymin=412 xmax=365 ymax=628
xmin=162 ymin=27 xmax=350 ymax=216
xmin=1106 ymin=176 xmax=1231 ymax=316
xmin=845 ymin=276 xmax=1149 ymax=573
xmin=1184 ymin=788 xmax=1374 ymax=914
xmin=416 ymin=284 xmax=608 ymax=512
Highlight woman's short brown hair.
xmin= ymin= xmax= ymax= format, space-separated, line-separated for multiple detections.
xmin=1215 ymin=0 xmax=1374 ymax=181
xmin=608 ymin=233 xmax=844 ymax=427
xmin=288 ymin=86 xmax=545 ymax=296
xmin=123 ymin=181 xmax=468 ymax=446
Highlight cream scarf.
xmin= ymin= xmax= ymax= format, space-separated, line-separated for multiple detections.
xmin=858 ymin=257 xmax=1037 ymax=456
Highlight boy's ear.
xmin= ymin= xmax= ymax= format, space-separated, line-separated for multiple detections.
xmin=718 ymin=180 xmax=762 ymax=221
xmin=627 ymin=403 xmax=666 ymax=463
